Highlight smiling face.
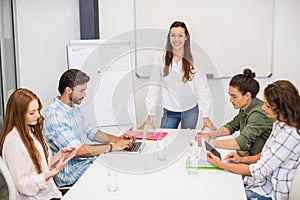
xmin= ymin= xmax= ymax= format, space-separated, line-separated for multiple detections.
xmin=228 ymin=86 xmax=252 ymax=110
xmin=25 ymin=99 xmax=40 ymax=126
xmin=169 ymin=27 xmax=187 ymax=52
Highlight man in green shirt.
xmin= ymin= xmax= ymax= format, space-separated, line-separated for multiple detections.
xmin=198 ymin=69 xmax=274 ymax=156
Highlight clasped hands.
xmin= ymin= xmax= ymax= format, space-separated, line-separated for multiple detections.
xmin=51 ymin=146 xmax=77 ymax=172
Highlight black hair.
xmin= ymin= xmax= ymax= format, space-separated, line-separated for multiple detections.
xmin=58 ymin=69 xmax=90 ymax=95
xmin=229 ymin=68 xmax=260 ymax=98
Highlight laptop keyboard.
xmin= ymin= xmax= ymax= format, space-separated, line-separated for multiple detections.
xmin=125 ymin=142 xmax=142 ymax=152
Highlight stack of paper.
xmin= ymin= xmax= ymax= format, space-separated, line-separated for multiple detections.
xmin=125 ymin=130 xmax=168 ymax=140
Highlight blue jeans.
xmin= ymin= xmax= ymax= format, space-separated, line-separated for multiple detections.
xmin=160 ymin=105 xmax=199 ymax=129
xmin=246 ymin=189 xmax=272 ymax=200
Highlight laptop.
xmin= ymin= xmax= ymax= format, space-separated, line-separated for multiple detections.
xmin=111 ymin=127 xmax=148 ymax=154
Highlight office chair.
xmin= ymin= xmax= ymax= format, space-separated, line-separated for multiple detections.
xmin=0 ymin=156 xmax=19 ymax=200
xmin=289 ymin=164 xmax=300 ymax=200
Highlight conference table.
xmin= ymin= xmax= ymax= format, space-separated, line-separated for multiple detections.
xmin=62 ymin=127 xmax=247 ymax=200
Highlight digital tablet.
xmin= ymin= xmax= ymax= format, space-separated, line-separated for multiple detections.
xmin=204 ymin=140 xmax=222 ymax=159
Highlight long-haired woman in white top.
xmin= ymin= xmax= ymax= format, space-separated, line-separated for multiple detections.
xmin=141 ymin=21 xmax=215 ymax=130
xmin=0 ymin=88 xmax=75 ymax=200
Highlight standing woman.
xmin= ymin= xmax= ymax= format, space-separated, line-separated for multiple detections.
xmin=207 ymin=80 xmax=300 ymax=200
xmin=0 ymin=88 xmax=75 ymax=200
xmin=142 ymin=21 xmax=214 ymax=130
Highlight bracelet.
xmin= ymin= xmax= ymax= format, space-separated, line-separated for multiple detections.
xmin=107 ymin=144 xmax=113 ymax=153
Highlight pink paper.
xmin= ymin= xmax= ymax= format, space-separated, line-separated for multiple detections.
xmin=125 ymin=130 xmax=168 ymax=140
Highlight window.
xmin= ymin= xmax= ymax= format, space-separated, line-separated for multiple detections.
xmin=0 ymin=0 xmax=17 ymax=128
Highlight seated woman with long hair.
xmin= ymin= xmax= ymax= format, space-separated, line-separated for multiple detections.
xmin=0 ymin=88 xmax=75 ymax=200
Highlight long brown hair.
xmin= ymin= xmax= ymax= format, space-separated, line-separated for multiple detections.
xmin=163 ymin=21 xmax=194 ymax=82
xmin=0 ymin=88 xmax=48 ymax=173
xmin=264 ymin=80 xmax=300 ymax=133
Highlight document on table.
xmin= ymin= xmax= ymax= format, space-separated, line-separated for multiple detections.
xmin=125 ymin=130 xmax=168 ymax=141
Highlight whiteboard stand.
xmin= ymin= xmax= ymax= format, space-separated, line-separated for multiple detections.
xmin=67 ymin=39 xmax=137 ymax=127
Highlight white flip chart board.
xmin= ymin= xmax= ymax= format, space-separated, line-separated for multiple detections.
xmin=67 ymin=40 xmax=136 ymax=126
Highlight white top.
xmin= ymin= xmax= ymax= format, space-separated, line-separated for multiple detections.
xmin=2 ymin=127 xmax=62 ymax=200
xmin=146 ymin=52 xmax=212 ymax=118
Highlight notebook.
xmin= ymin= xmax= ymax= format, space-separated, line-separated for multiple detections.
xmin=111 ymin=128 xmax=148 ymax=154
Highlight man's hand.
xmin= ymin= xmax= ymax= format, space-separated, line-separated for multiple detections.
xmin=196 ymin=130 xmax=218 ymax=146
xmin=112 ymin=139 xmax=134 ymax=151
xmin=119 ymin=133 xmax=136 ymax=144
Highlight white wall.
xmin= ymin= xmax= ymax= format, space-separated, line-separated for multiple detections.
xmin=13 ymin=0 xmax=299 ymax=128
xmin=99 ymin=0 xmax=300 ymax=128
xmin=222 ymin=0 xmax=300 ymax=123
xmin=13 ymin=0 xmax=80 ymax=108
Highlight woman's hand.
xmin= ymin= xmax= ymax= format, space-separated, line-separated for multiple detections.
xmin=224 ymin=152 xmax=242 ymax=163
xmin=50 ymin=147 xmax=75 ymax=169
xmin=206 ymin=151 xmax=223 ymax=168
xmin=60 ymin=147 xmax=76 ymax=159
xmin=46 ymin=146 xmax=76 ymax=180
xmin=55 ymin=147 xmax=76 ymax=170
xmin=201 ymin=118 xmax=217 ymax=131
xmin=138 ymin=115 xmax=155 ymax=130
xmin=54 ymin=151 xmax=75 ymax=172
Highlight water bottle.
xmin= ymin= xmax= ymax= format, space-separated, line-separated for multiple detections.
xmin=187 ymin=140 xmax=199 ymax=175
xmin=198 ymin=137 xmax=207 ymax=161
xmin=143 ymin=122 xmax=150 ymax=138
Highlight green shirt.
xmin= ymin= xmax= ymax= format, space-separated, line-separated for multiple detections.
xmin=223 ymin=97 xmax=275 ymax=155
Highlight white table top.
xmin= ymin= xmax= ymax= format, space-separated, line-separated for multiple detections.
xmin=62 ymin=128 xmax=246 ymax=200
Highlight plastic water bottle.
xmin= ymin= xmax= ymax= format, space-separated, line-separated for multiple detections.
xmin=187 ymin=140 xmax=198 ymax=175
xmin=198 ymin=137 xmax=207 ymax=160
xmin=143 ymin=122 xmax=150 ymax=137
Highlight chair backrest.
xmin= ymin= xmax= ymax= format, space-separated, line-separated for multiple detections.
xmin=0 ymin=157 xmax=19 ymax=200
xmin=289 ymin=164 xmax=300 ymax=200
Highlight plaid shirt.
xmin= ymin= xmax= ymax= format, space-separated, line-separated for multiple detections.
xmin=43 ymin=97 xmax=98 ymax=186
xmin=244 ymin=121 xmax=300 ymax=200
